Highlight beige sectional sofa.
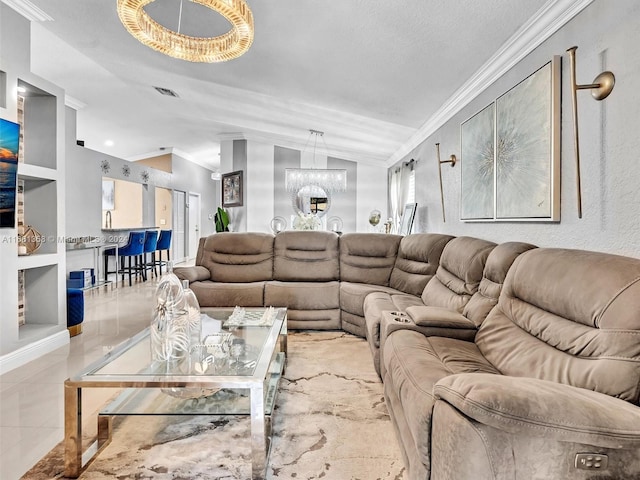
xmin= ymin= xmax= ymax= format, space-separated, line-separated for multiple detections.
xmin=175 ymin=231 xmax=640 ymax=479
xmin=176 ymin=230 xmax=455 ymax=332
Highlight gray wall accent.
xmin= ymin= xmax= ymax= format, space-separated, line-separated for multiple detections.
xmin=328 ymin=157 xmax=357 ymax=232
xmin=65 ymin=107 xmax=218 ymax=250
xmin=395 ymin=0 xmax=640 ymax=257
xmin=170 ymin=152 xmax=219 ymax=238
xmin=230 ymin=139 xmax=248 ymax=232
xmin=274 ymin=146 xmax=301 ymax=225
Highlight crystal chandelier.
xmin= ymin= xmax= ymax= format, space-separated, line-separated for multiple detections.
xmin=285 ymin=130 xmax=347 ymax=193
xmin=116 ymin=0 xmax=254 ymax=63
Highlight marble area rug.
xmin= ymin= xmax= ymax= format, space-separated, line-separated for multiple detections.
xmin=22 ymin=331 xmax=405 ymax=479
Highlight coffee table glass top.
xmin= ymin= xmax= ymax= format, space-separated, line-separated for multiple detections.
xmin=69 ymin=307 xmax=287 ymax=386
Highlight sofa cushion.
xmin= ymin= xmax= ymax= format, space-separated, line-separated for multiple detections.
xmin=189 ymin=281 xmax=265 ymax=307
xmin=389 ymin=233 xmax=454 ymax=296
xmin=383 ymin=330 xmax=500 ymax=473
xmin=273 ymin=231 xmax=339 ymax=282
xmin=462 ymin=241 xmax=536 ymax=327
xmin=265 ymin=280 xmax=340 ymax=311
xmin=340 ymin=282 xmax=401 ymax=317
xmin=339 ymin=233 xmax=402 ymax=286
xmin=286 ymin=308 xmax=341 ymax=330
xmin=199 ymin=232 xmax=274 ymax=283
xmin=421 ymin=236 xmax=496 ymax=312
xmin=476 ymin=247 xmax=640 ymax=403
xmin=406 ymin=306 xmax=475 ymax=328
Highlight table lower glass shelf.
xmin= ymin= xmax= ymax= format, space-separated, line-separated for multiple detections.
xmin=100 ymin=352 xmax=285 ymax=417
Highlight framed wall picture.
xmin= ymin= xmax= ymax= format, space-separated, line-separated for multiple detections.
xmin=0 ymin=118 xmax=20 ymax=228
xmin=398 ymin=203 xmax=417 ymax=235
xmin=461 ymin=103 xmax=495 ymax=220
xmin=460 ymin=56 xmax=561 ymax=222
xmin=495 ymin=57 xmax=561 ymax=220
xmin=102 ymin=179 xmax=115 ymax=210
xmin=222 ymin=170 xmax=243 ymax=207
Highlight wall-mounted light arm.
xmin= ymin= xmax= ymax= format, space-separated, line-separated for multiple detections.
xmin=566 ymin=46 xmax=615 ymax=219
xmin=436 ymin=143 xmax=457 ymax=223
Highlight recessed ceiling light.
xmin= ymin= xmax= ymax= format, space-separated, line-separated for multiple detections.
xmin=104 ymin=140 xmax=114 ymax=147
xmin=17 ymin=86 xmax=26 ymax=93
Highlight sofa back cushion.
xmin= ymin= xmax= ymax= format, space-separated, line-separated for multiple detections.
xmin=421 ymin=236 xmax=496 ymax=312
xmin=476 ymin=248 xmax=640 ymax=403
xmin=463 ymin=241 xmax=537 ymax=327
xmin=198 ymin=232 xmax=274 ymax=282
xmin=339 ymin=233 xmax=402 ymax=286
xmin=273 ymin=231 xmax=340 ymax=281
xmin=389 ymin=233 xmax=455 ymax=296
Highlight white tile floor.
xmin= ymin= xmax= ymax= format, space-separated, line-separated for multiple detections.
xmin=0 ymin=272 xmax=164 ymax=479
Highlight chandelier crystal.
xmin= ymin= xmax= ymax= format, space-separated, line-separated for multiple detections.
xmin=285 ymin=169 xmax=347 ymax=193
xmin=117 ymin=0 xmax=254 ymax=63
xmin=285 ymin=130 xmax=347 ymax=193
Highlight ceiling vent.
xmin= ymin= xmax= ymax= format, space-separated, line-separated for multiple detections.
xmin=153 ymin=86 xmax=179 ymax=98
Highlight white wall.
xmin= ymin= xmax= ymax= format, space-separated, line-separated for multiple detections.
xmin=246 ymin=141 xmax=275 ymax=232
xmin=400 ymin=0 xmax=640 ymax=257
xmin=220 ymin=138 xmax=387 ymax=233
xmin=357 ymin=163 xmax=388 ymax=232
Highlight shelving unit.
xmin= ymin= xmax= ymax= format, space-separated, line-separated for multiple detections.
xmin=0 ymin=8 xmax=68 ymax=373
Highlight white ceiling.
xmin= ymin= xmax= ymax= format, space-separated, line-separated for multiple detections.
xmin=7 ymin=0 xmax=579 ymax=170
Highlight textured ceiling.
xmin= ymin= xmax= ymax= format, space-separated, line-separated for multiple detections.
xmin=18 ymin=0 xmax=552 ymax=169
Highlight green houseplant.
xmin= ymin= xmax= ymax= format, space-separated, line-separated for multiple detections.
xmin=214 ymin=207 xmax=230 ymax=232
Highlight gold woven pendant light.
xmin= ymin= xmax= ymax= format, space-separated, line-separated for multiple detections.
xmin=117 ymin=0 xmax=254 ymax=63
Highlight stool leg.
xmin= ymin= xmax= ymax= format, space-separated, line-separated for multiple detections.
xmin=152 ymin=252 xmax=158 ymax=278
xmin=104 ymin=255 xmax=108 ymax=283
xmin=140 ymin=254 xmax=145 ymax=281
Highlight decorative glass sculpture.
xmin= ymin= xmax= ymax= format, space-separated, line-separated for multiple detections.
xmin=182 ymin=280 xmax=202 ymax=348
xmin=150 ymin=262 xmax=190 ymax=364
xmin=369 ymin=210 xmax=381 ymax=227
xmin=270 ymin=216 xmax=287 ymax=234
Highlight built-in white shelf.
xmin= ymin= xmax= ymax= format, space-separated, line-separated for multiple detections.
xmin=17 ymin=252 xmax=59 ymax=270
xmin=17 ymin=163 xmax=58 ymax=181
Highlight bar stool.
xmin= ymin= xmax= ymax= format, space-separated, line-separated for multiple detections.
xmin=141 ymin=230 xmax=158 ymax=280
xmin=103 ymin=231 xmax=145 ymax=286
xmin=154 ymin=230 xmax=172 ymax=274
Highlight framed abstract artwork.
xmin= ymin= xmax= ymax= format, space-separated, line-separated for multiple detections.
xmin=102 ymin=179 xmax=115 ymax=210
xmin=460 ymin=56 xmax=561 ymax=222
xmin=461 ymin=103 xmax=495 ymax=220
xmin=496 ymin=58 xmax=561 ymax=220
xmin=222 ymin=170 xmax=243 ymax=207
xmin=0 ymin=118 xmax=20 ymax=228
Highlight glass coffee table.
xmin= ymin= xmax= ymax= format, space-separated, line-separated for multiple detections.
xmin=64 ymin=307 xmax=287 ymax=479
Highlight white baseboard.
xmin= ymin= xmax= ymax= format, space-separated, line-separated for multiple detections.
xmin=0 ymin=330 xmax=70 ymax=375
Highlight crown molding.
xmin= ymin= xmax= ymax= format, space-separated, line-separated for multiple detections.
xmin=1 ymin=0 xmax=53 ymax=21
xmin=65 ymin=94 xmax=86 ymax=111
xmin=217 ymin=130 xmax=389 ymax=167
xmin=386 ymin=0 xmax=596 ymax=167
xmin=216 ymin=133 xmax=248 ymax=142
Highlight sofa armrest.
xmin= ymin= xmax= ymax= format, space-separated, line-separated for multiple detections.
xmin=406 ymin=305 xmax=476 ymax=329
xmin=173 ymin=266 xmax=211 ymax=283
xmin=434 ymin=373 xmax=640 ymax=449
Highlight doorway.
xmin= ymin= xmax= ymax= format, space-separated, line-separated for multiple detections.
xmin=187 ymin=192 xmax=201 ymax=260
xmin=172 ymin=190 xmax=187 ymax=264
